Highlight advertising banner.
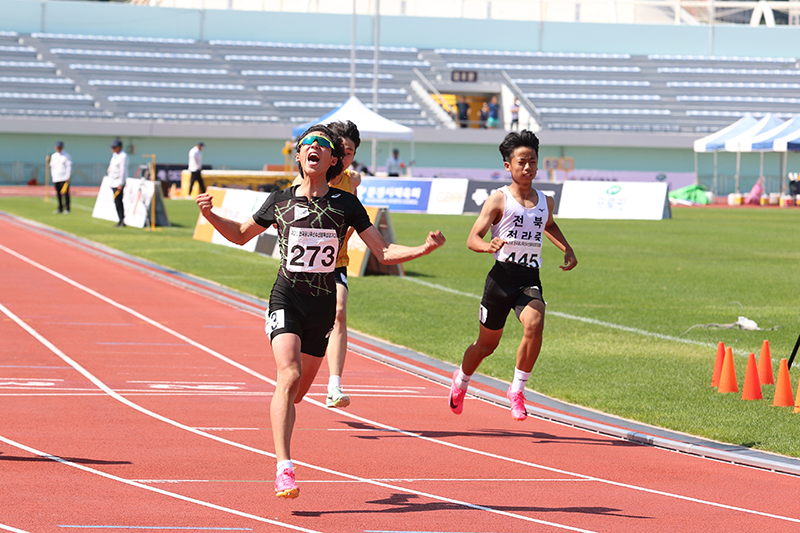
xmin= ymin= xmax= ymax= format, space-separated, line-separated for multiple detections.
xmin=427 ymin=179 xmax=468 ymax=215
xmin=558 ymin=181 xmax=671 ymax=220
xmin=92 ymin=177 xmax=169 ymax=228
xmin=464 ymin=181 xmax=564 ymax=215
xmin=358 ymin=178 xmax=431 ymax=212
xmin=192 ymin=187 xmax=276 ymax=253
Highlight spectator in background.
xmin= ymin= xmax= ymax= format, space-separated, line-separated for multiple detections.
xmin=107 ymin=139 xmax=128 ymax=228
xmin=456 ymin=95 xmax=470 ymax=128
xmin=487 ymin=95 xmax=500 ymax=129
xmin=386 ymin=149 xmax=402 ymax=177
xmin=188 ymin=141 xmax=205 ymax=195
xmin=509 ymin=98 xmax=520 ymax=131
xmin=479 ymin=102 xmax=489 ymax=129
xmin=49 ymin=141 xmax=71 ymax=214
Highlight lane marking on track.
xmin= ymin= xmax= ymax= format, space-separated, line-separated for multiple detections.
xmin=0 ymin=302 xmax=602 ymax=533
xmin=0 ymin=248 xmax=603 ymax=533
xmin=402 ymin=277 xmax=751 ymax=355
xmin=0 ymin=524 xmax=31 ymax=533
xmin=3 ymin=244 xmax=800 ymax=527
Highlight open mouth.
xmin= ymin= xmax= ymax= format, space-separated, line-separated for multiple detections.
xmin=308 ymin=152 xmax=320 ymax=163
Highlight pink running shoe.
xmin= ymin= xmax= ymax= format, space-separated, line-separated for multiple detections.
xmin=448 ymin=369 xmax=466 ymax=415
xmin=507 ymin=388 xmax=528 ymax=421
xmin=275 ymin=467 xmax=299 ymax=499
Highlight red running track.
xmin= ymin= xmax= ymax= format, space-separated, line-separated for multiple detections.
xmin=2 ymin=212 xmax=800 ymax=533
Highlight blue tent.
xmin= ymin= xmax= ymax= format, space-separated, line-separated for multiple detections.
xmin=693 ymin=114 xmax=757 ymax=153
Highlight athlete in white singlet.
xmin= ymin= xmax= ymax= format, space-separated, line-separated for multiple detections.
xmin=448 ymin=130 xmax=577 ymax=421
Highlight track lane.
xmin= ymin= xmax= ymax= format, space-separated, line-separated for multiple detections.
xmin=2 ymin=214 xmax=800 ymax=532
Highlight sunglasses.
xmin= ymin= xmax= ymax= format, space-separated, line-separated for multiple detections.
xmin=298 ymin=134 xmax=334 ymax=150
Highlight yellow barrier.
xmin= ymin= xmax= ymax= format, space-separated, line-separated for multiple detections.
xmin=180 ymin=169 xmax=294 ymax=197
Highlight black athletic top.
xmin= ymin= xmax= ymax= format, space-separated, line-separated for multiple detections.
xmin=253 ymin=185 xmax=372 ymax=297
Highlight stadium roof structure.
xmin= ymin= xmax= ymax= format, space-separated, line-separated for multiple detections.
xmin=291 ymin=96 xmax=413 ymax=141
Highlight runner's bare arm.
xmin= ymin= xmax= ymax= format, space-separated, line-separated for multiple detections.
xmin=195 ymin=193 xmax=266 ymax=245
xmin=358 ymin=225 xmax=445 ymax=265
xmin=467 ymin=190 xmax=505 ymax=254
xmin=543 ymin=196 xmax=577 ymax=271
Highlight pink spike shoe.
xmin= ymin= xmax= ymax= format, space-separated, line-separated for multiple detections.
xmin=507 ymin=388 xmax=528 ymax=421
xmin=448 ymin=369 xmax=466 ymax=415
xmin=275 ymin=467 xmax=299 ymax=499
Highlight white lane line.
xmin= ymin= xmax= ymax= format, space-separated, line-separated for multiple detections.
xmin=0 ymin=524 xmax=31 ymax=533
xmin=0 ymin=244 xmax=601 ymax=530
xmin=0 ymin=434 xmax=321 ymax=533
xmin=401 ymin=277 xmax=749 ymax=355
xmin=0 ymin=302 xmax=599 ymax=533
xmin=4 ymin=244 xmax=799 ymax=526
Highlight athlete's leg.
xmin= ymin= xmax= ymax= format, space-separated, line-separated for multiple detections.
xmin=327 ymin=282 xmax=348 ymax=381
xmin=515 ymin=300 xmax=545 ymax=373
xmin=462 ymin=324 xmax=504 ymax=376
xmin=294 ymin=353 xmax=324 ymax=404
xmin=269 ymin=332 xmax=303 ymax=463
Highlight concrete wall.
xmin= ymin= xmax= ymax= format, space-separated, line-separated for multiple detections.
xmin=2 ymin=0 xmax=800 ymax=189
xmin=5 ymin=0 xmax=800 ymax=55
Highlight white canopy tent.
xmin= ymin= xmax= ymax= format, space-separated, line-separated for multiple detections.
xmin=722 ymin=113 xmax=784 ymax=192
xmin=693 ymin=114 xmax=786 ymax=193
xmin=292 ymin=96 xmax=414 ymax=174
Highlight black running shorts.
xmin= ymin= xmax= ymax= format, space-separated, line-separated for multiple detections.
xmin=333 ymin=266 xmax=348 ymax=290
xmin=265 ymin=276 xmax=336 ymax=358
xmin=479 ymin=261 xmax=545 ymax=331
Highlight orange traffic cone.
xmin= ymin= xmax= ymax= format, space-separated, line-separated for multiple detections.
xmin=773 ymin=358 xmax=794 ymax=407
xmin=794 ymin=377 xmax=800 ymax=413
xmin=711 ymin=341 xmax=725 ymax=387
xmin=757 ymin=340 xmax=774 ymax=385
xmin=741 ymin=353 xmax=762 ymax=401
xmin=718 ymin=347 xmax=738 ymax=393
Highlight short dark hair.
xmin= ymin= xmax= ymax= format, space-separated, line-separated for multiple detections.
xmin=296 ymin=124 xmax=344 ymax=182
xmin=328 ymin=120 xmax=361 ymax=150
xmin=499 ymin=130 xmax=540 ymax=162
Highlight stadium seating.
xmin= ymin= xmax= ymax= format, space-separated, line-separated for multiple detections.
xmin=3 ymin=31 xmax=800 ymax=133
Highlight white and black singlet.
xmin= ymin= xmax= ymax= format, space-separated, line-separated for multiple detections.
xmin=479 ymin=186 xmax=549 ymax=331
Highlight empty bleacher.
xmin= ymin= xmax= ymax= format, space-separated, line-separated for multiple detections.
xmin=3 ymin=31 xmax=800 ymax=134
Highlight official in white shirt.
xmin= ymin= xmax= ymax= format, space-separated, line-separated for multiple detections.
xmin=385 ymin=149 xmax=402 ymax=177
xmin=188 ymin=142 xmax=205 ymax=195
xmin=50 ymin=141 xmax=72 ymax=214
xmin=107 ymin=139 xmax=128 ymax=227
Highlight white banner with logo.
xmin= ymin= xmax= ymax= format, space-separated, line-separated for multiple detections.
xmin=558 ymin=181 xmax=671 ymax=220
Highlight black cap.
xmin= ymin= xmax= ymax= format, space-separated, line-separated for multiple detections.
xmin=111 ymin=140 xmax=122 ymax=148
xmin=55 ymin=141 xmax=63 ymax=148
xmin=198 ymin=142 xmax=205 ymax=146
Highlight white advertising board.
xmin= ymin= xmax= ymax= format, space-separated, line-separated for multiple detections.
xmin=558 ymin=181 xmax=671 ymax=220
xmin=92 ymin=177 xmax=169 ymax=228
xmin=209 ymin=188 xmax=271 ymax=253
xmin=426 ymin=178 xmax=468 ymax=215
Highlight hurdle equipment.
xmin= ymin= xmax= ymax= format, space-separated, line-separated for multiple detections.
xmin=717 ymin=347 xmax=738 ymax=394
xmin=741 ymin=353 xmax=762 ymax=401
xmin=757 ymin=340 xmax=774 ymax=385
xmin=773 ymin=358 xmax=794 ymax=407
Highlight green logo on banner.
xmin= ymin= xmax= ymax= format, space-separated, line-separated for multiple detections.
xmin=606 ymin=185 xmax=622 ymax=195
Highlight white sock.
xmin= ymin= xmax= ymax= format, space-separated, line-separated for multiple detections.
xmin=277 ymin=460 xmax=294 ymax=475
xmin=456 ymin=367 xmax=472 ymax=391
xmin=328 ymin=375 xmax=341 ymax=391
xmin=510 ymin=367 xmax=531 ymax=393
